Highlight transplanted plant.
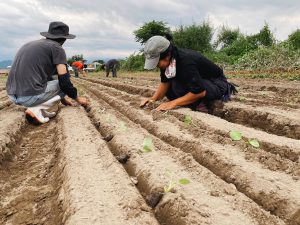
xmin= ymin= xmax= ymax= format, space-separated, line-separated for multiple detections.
xmin=119 ymin=121 xmax=128 ymax=132
xmin=229 ymin=131 xmax=260 ymax=148
xmin=239 ymin=96 xmax=247 ymax=102
xmin=164 ymin=169 xmax=190 ymax=193
xmin=184 ymin=115 xmax=193 ymax=125
xmin=141 ymin=137 xmax=154 ymax=153
xmin=106 ymin=114 xmax=113 ymax=123
xmin=229 ymin=131 xmax=242 ymax=141
xmin=248 ymin=138 xmax=260 ymax=148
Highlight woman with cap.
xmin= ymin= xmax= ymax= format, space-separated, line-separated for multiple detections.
xmin=140 ymin=35 xmax=237 ymax=112
xmin=6 ymin=21 xmax=88 ymax=124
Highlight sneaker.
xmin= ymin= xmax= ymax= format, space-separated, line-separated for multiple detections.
xmin=25 ymin=108 xmax=49 ymax=125
xmin=41 ymin=109 xmax=56 ymax=118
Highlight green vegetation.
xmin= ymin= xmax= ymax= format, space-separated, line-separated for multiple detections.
xmin=164 ymin=169 xmax=190 ymax=193
xmin=134 ymin=20 xmax=171 ymax=45
xmin=229 ymin=131 xmax=260 ymax=148
xmin=67 ymin=54 xmax=86 ymax=65
xmin=229 ymin=131 xmax=242 ymax=141
xmin=120 ymin=20 xmax=300 ymax=77
xmin=141 ymin=137 xmax=154 ymax=153
xmin=173 ymin=21 xmax=213 ymax=53
xmin=119 ymin=121 xmax=128 ymax=132
xmin=248 ymin=139 xmax=260 ymax=148
xmin=184 ymin=115 xmax=193 ymax=125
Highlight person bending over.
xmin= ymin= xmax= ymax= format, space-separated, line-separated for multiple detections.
xmin=140 ymin=35 xmax=237 ymax=112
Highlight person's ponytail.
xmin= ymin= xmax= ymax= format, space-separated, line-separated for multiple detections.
xmin=165 ymin=33 xmax=173 ymax=42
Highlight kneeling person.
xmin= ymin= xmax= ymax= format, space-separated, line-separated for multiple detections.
xmin=140 ymin=35 xmax=237 ymax=112
xmin=6 ymin=21 xmax=88 ymax=124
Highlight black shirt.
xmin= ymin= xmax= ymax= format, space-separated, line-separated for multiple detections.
xmin=105 ymin=59 xmax=119 ymax=69
xmin=160 ymin=47 xmax=226 ymax=94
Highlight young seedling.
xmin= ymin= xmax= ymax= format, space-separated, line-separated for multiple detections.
xmin=119 ymin=121 xmax=128 ymax=132
xmin=106 ymin=114 xmax=113 ymax=123
xmin=141 ymin=137 xmax=154 ymax=153
xmin=164 ymin=169 xmax=190 ymax=193
xmin=239 ymin=96 xmax=247 ymax=102
xmin=248 ymin=139 xmax=260 ymax=148
xmin=184 ymin=115 xmax=193 ymax=125
xmin=229 ymin=131 xmax=260 ymax=148
xmin=229 ymin=131 xmax=242 ymax=141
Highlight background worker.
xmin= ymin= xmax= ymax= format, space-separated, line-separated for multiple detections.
xmin=71 ymin=60 xmax=87 ymax=78
xmin=6 ymin=21 xmax=88 ymax=124
xmin=103 ymin=59 xmax=119 ymax=77
xmin=140 ymin=35 xmax=237 ymax=112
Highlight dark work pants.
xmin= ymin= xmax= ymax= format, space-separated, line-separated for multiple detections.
xmin=72 ymin=67 xmax=79 ymax=78
xmin=166 ymin=78 xmax=228 ymax=109
xmin=106 ymin=65 xmax=118 ymax=77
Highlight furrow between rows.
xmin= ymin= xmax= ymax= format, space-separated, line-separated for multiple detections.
xmin=82 ymin=87 xmax=285 ymax=225
xmin=76 ymin=79 xmax=300 ymax=224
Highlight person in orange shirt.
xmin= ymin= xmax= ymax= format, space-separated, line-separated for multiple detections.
xmin=71 ymin=61 xmax=86 ymax=78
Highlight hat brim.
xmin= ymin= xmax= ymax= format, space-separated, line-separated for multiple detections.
xmin=144 ymin=56 xmax=159 ymax=70
xmin=40 ymin=32 xmax=76 ymax=39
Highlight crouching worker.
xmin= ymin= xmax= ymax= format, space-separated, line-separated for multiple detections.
xmin=6 ymin=21 xmax=88 ymax=124
xmin=140 ymin=35 xmax=237 ymax=112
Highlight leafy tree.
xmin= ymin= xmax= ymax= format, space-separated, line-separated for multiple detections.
xmin=93 ymin=59 xmax=105 ymax=64
xmin=172 ymin=21 xmax=214 ymax=53
xmin=288 ymin=29 xmax=300 ymax=50
xmin=67 ymin=54 xmax=86 ymax=65
xmin=220 ymin=24 xmax=275 ymax=58
xmin=134 ymin=20 xmax=171 ymax=45
xmin=251 ymin=23 xmax=275 ymax=47
xmin=120 ymin=53 xmax=145 ymax=71
xmin=215 ymin=26 xmax=240 ymax=49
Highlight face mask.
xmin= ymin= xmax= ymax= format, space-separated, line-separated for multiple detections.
xmin=165 ymin=58 xmax=176 ymax=79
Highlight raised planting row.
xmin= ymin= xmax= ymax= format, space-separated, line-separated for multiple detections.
xmin=88 ymin=76 xmax=300 ymax=109
xmin=57 ymin=107 xmax=160 ymax=225
xmin=80 ymin=89 xmax=285 ymax=225
xmin=80 ymin=77 xmax=300 ymax=140
xmin=75 ymin=79 xmax=300 ymax=224
xmin=0 ymin=105 xmax=25 ymax=164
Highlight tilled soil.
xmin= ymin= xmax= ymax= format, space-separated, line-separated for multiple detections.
xmin=0 ymin=75 xmax=299 ymax=225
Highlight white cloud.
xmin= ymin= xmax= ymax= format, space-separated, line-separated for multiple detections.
xmin=1 ymin=0 xmax=300 ymax=61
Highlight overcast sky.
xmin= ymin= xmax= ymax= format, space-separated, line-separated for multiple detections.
xmin=1 ymin=0 xmax=299 ymax=62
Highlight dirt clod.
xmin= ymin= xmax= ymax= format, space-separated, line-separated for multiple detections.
xmin=103 ymin=134 xmax=114 ymax=142
xmin=146 ymin=192 xmax=164 ymax=208
xmin=116 ymin=153 xmax=130 ymax=164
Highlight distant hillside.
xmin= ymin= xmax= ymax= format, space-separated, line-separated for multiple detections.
xmin=0 ymin=60 xmax=12 ymax=69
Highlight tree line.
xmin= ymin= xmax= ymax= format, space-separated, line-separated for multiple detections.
xmin=121 ymin=20 xmax=300 ymax=72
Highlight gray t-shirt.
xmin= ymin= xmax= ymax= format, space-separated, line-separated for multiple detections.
xmin=6 ymin=39 xmax=67 ymax=96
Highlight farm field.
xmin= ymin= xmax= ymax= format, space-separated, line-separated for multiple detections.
xmin=0 ymin=73 xmax=299 ymax=225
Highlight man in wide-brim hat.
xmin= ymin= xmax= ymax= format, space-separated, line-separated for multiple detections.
xmin=6 ymin=21 xmax=88 ymax=125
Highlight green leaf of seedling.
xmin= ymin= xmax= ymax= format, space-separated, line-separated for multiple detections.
xmin=179 ymin=178 xmax=190 ymax=185
xmin=141 ymin=137 xmax=153 ymax=153
xmin=229 ymin=131 xmax=242 ymax=141
xmin=239 ymin=96 xmax=247 ymax=102
xmin=184 ymin=115 xmax=192 ymax=125
xmin=119 ymin=121 xmax=128 ymax=132
xmin=106 ymin=114 xmax=113 ymax=123
xmin=248 ymin=139 xmax=260 ymax=148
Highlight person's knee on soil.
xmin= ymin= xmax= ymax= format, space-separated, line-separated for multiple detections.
xmin=6 ymin=21 xmax=89 ymax=125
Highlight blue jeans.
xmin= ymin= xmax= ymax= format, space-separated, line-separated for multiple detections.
xmin=8 ymin=80 xmax=65 ymax=107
